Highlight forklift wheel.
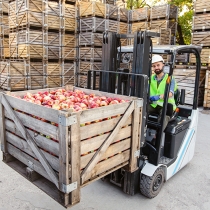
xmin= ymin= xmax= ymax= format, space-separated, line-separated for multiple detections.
xmin=140 ymin=166 xmax=165 ymax=198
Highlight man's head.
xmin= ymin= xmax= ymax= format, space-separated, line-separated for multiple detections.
xmin=151 ymin=55 xmax=164 ymax=75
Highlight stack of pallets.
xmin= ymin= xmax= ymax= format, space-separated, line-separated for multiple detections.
xmin=190 ymin=0 xmax=210 ymax=107
xmin=0 ymin=0 xmax=76 ymax=91
xmin=77 ymin=1 xmax=130 ymax=88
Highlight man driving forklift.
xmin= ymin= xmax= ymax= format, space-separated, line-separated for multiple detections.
xmin=149 ymin=55 xmax=177 ymax=130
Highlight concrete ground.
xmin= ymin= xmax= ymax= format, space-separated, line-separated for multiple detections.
xmin=0 ymin=109 xmax=210 ymax=210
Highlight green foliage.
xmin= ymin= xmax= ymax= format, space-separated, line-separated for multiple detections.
xmin=127 ymin=0 xmax=147 ymax=9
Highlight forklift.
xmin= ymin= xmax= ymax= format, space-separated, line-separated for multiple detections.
xmin=86 ymin=31 xmax=201 ymax=198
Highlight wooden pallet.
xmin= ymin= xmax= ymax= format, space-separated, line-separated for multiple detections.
xmin=77 ymin=61 xmax=102 ymax=74
xmin=18 ymin=44 xmax=44 ymax=59
xmin=131 ymin=21 xmax=149 ymax=33
xmin=79 ymin=32 xmax=103 ymax=47
xmin=106 ymin=4 xmax=119 ymax=20
xmin=79 ymin=47 xmax=102 ymax=61
xmin=192 ymin=13 xmax=210 ymax=31
xmin=129 ymin=7 xmax=150 ymax=22
xmin=0 ymin=75 xmax=27 ymax=90
xmin=190 ymin=48 xmax=210 ymax=64
xmin=204 ymin=70 xmax=210 ymax=107
xmin=150 ymin=19 xmax=177 ymax=36
xmin=150 ymin=4 xmax=178 ymax=20
xmin=78 ymin=2 xmax=106 ymax=18
xmin=193 ymin=0 xmax=210 ymax=13
xmin=150 ymin=28 xmax=171 ymax=45
xmin=0 ymin=86 xmax=142 ymax=207
xmin=191 ymin=31 xmax=210 ymax=46
xmin=173 ymin=65 xmax=207 ymax=106
xmin=62 ymin=62 xmax=75 ymax=76
xmin=80 ymin=17 xmax=106 ymax=33
xmin=16 ymin=0 xmax=44 ymax=13
xmin=0 ymin=60 xmax=27 ymax=76
xmin=118 ymin=7 xmax=129 ymax=23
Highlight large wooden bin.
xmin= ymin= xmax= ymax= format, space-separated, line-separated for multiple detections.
xmin=0 ymin=86 xmax=142 ymax=208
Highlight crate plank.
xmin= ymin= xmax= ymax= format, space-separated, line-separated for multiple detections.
xmin=0 ymin=102 xmax=7 ymax=152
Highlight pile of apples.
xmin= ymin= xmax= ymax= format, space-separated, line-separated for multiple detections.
xmin=21 ymin=88 xmax=129 ymax=112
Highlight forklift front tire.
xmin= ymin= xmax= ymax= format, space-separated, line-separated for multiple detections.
xmin=140 ymin=166 xmax=165 ymax=198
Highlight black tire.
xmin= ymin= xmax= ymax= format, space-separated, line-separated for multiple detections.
xmin=140 ymin=166 xmax=165 ymax=198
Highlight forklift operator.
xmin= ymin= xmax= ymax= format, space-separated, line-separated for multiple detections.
xmin=149 ymin=55 xmax=177 ymax=130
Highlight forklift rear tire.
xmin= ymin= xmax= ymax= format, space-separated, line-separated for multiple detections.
xmin=140 ymin=166 xmax=165 ymax=198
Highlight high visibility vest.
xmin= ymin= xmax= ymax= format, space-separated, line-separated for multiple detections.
xmin=150 ymin=74 xmax=177 ymax=111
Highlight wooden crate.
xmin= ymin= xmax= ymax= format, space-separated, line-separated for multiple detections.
xmin=18 ymin=44 xmax=44 ymax=58
xmin=0 ymin=37 xmax=9 ymax=58
xmin=150 ymin=28 xmax=171 ymax=45
xmin=0 ymin=75 xmax=27 ymax=90
xmin=45 ymin=15 xmax=61 ymax=30
xmin=118 ymin=7 xmax=129 ymax=23
xmin=193 ymin=0 xmax=210 ymax=13
xmin=62 ymin=17 xmax=76 ymax=32
xmin=150 ymin=4 xmax=178 ymax=20
xmin=62 ymin=46 xmax=75 ymax=60
xmin=46 ymin=32 xmax=60 ymax=46
xmin=45 ymin=62 xmax=61 ymax=76
xmin=192 ymin=13 xmax=210 ymax=31
xmin=9 ymin=45 xmax=18 ymax=58
xmin=77 ymin=73 xmax=100 ymax=89
xmin=61 ymin=33 xmax=75 ymax=48
xmin=9 ymin=1 xmax=16 ymax=16
xmin=191 ymin=31 xmax=210 ymax=47
xmin=175 ymin=53 xmax=189 ymax=63
xmin=27 ymin=75 xmax=45 ymax=89
xmin=45 ymin=75 xmax=62 ymax=87
xmin=173 ymin=65 xmax=207 ymax=105
xmin=16 ymin=0 xmax=43 ymax=13
xmin=77 ymin=61 xmax=102 ymax=74
xmin=79 ymin=2 xmax=106 ymax=18
xmin=118 ymin=22 xmax=129 ymax=34
xmin=62 ymin=62 xmax=75 ymax=76
xmin=190 ymin=48 xmax=210 ymax=64
xmin=63 ymin=4 xmax=76 ymax=18
xmin=0 ymin=14 xmax=9 ymax=26
xmin=106 ymin=4 xmax=119 ymax=20
xmin=62 ymin=75 xmax=75 ymax=86
xmin=204 ymin=70 xmax=210 ymax=107
xmin=150 ymin=19 xmax=177 ymax=36
xmin=129 ymin=7 xmax=150 ymax=22
xmin=105 ymin=19 xmax=118 ymax=32
xmin=8 ymin=14 xmax=16 ymax=29
xmin=16 ymin=11 xmax=43 ymax=28
xmin=0 ymin=60 xmax=27 ymax=76
xmin=0 ymin=24 xmax=9 ymax=37
xmin=18 ymin=30 xmax=43 ymax=45
xmin=79 ymin=47 xmax=102 ymax=61
xmin=9 ymin=32 xmax=17 ymax=46
xmin=80 ymin=17 xmax=106 ymax=33
xmin=0 ymin=0 xmax=9 ymax=14
xmin=0 ymin=86 xmax=142 ymax=207
xmin=47 ymin=46 xmax=61 ymax=60
xmin=46 ymin=1 xmax=60 ymax=16
xmin=26 ymin=61 xmax=44 ymax=76
xmin=131 ymin=21 xmax=149 ymax=33
xmin=79 ymin=32 xmax=103 ymax=47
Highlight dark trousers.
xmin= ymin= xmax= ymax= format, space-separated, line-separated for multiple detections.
xmin=148 ymin=105 xmax=170 ymax=131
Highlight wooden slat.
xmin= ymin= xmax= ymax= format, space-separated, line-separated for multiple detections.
xmin=80 ymin=115 xmax=132 ymax=140
xmin=81 ymin=125 xmax=131 ymax=154
xmin=0 ymin=102 xmax=6 ymax=152
xmin=58 ymin=111 xmax=71 ymax=206
xmin=5 ymin=119 xmax=59 ymax=156
xmin=83 ymin=150 xmax=130 ymax=183
xmin=81 ymin=138 xmax=131 ymax=169
xmin=70 ymin=112 xmax=81 ymax=205
xmin=6 ymin=131 xmax=59 ymax=171
xmin=4 ymin=109 xmax=58 ymax=140
xmin=81 ymin=100 xmax=134 ymax=183
xmin=3 ymin=94 xmax=60 ymax=123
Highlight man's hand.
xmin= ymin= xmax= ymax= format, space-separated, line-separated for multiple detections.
xmin=149 ymin=95 xmax=160 ymax=101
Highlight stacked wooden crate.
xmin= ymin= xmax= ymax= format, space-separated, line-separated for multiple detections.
xmin=190 ymin=0 xmax=210 ymax=107
xmin=0 ymin=0 xmax=9 ymax=59
xmin=150 ymin=4 xmax=178 ymax=45
xmin=0 ymin=0 xmax=76 ymax=91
